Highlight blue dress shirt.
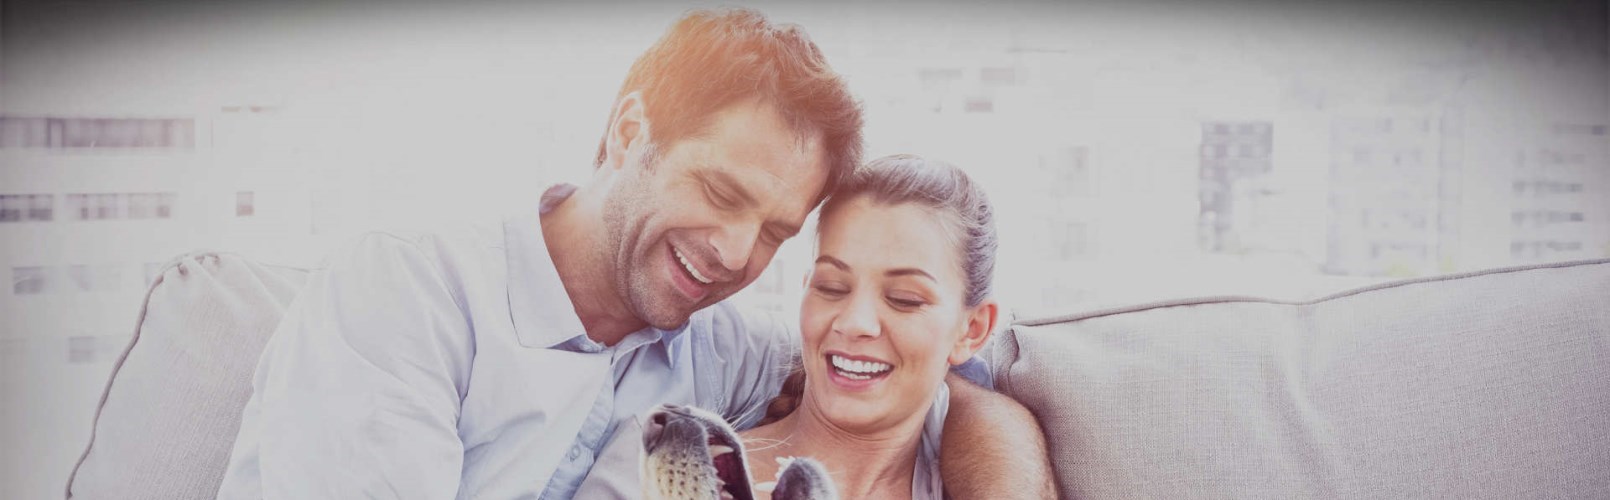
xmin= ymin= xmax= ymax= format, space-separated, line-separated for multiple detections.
xmin=219 ymin=192 xmax=796 ymax=499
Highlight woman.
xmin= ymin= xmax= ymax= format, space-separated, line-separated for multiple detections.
xmin=579 ymin=154 xmax=1000 ymax=499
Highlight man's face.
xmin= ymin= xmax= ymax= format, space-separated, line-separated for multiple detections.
xmin=603 ymin=101 xmax=830 ymax=330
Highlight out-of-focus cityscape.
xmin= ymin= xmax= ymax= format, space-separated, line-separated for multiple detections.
xmin=3 ymin=1 xmax=1607 ymax=497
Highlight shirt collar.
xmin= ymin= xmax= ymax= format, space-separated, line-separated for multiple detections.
xmin=504 ymin=183 xmax=690 ymax=359
xmin=504 ymin=184 xmax=589 ymax=349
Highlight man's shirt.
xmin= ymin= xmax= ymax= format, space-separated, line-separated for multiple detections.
xmin=217 ymin=205 xmax=795 ymax=499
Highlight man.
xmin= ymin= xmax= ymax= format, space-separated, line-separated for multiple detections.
xmin=219 ymin=8 xmax=1052 ymax=499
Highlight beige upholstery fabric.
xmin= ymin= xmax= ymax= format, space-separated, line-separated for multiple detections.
xmin=66 ymin=253 xmax=309 ymax=500
xmin=993 ymin=259 xmax=1610 ymax=499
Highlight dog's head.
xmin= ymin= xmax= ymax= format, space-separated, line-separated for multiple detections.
xmin=639 ymin=404 xmax=837 ymax=500
xmin=640 ymin=404 xmax=754 ymax=500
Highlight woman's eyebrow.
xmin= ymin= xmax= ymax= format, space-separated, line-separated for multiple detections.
xmin=816 ymin=256 xmax=936 ymax=282
xmin=815 ymin=255 xmax=850 ymax=271
xmin=885 ymin=268 xmax=937 ymax=282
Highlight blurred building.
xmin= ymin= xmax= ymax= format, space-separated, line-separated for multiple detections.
xmin=1198 ymin=120 xmax=1274 ymax=253
xmin=1324 ymin=108 xmax=1450 ymax=276
xmin=1510 ymin=122 xmax=1610 ymax=263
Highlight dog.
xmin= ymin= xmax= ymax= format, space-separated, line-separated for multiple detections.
xmin=640 ymin=404 xmax=837 ymax=500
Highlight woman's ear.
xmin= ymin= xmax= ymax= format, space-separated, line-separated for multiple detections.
xmin=603 ymin=92 xmax=648 ymax=170
xmin=949 ymin=299 xmax=998 ymax=366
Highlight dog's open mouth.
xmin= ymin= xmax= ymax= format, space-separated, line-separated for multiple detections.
xmin=709 ymin=433 xmax=752 ymax=500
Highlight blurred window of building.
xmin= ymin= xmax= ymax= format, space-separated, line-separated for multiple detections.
xmin=13 ymin=266 xmax=51 ymax=295
xmin=28 ymin=194 xmax=53 ymax=221
xmin=94 ymin=193 xmax=121 ymax=220
xmin=66 ymin=194 xmax=90 ymax=221
xmin=157 ymin=193 xmax=177 ymax=219
xmin=0 ymin=195 xmax=22 ymax=222
xmin=980 ymin=67 xmax=1017 ymax=86
xmin=127 ymin=193 xmax=155 ymax=219
xmin=237 ymin=191 xmax=255 ymax=217
xmin=0 ymin=117 xmax=49 ymax=147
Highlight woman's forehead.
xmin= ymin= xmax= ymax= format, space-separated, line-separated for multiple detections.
xmin=816 ymin=200 xmax=963 ymax=280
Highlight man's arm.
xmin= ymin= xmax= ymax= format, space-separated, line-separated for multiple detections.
xmin=218 ymin=233 xmax=474 ymax=499
xmin=940 ymin=372 xmax=1058 ymax=500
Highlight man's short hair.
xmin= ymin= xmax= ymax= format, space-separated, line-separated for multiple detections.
xmin=594 ymin=8 xmax=863 ymax=204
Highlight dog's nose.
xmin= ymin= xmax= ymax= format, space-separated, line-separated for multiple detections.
xmin=642 ymin=409 xmax=669 ymax=450
xmin=641 ymin=403 xmax=692 ymax=453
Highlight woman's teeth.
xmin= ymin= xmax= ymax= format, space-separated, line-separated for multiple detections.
xmin=830 ymin=354 xmax=892 ymax=380
xmin=674 ymin=248 xmax=713 ymax=284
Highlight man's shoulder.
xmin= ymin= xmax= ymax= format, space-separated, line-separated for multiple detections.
xmin=689 ymin=301 xmax=797 ymax=353
xmin=318 ymin=218 xmax=515 ymax=310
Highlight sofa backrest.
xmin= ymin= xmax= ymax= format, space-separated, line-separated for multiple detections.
xmin=992 ymin=259 xmax=1610 ymax=498
xmin=67 ymin=253 xmax=309 ymax=500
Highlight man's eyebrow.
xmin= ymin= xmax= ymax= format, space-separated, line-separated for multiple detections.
xmin=767 ymin=221 xmax=802 ymax=239
xmin=697 ymin=169 xmax=758 ymax=208
xmin=815 ymin=255 xmax=849 ymax=271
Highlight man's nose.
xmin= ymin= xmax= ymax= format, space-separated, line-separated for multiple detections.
xmin=711 ymin=223 xmax=760 ymax=275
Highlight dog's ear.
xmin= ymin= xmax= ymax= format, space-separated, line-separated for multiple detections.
xmin=772 ymin=457 xmax=838 ymax=500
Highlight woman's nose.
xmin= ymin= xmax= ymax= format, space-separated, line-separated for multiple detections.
xmin=833 ymin=293 xmax=881 ymax=339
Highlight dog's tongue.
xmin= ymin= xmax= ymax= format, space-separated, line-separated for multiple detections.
xmin=712 ymin=451 xmax=753 ymax=500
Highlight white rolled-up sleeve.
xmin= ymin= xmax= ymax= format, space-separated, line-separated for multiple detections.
xmin=219 ymin=232 xmax=475 ymax=499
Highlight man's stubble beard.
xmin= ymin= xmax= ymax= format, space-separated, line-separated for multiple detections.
xmin=601 ymin=159 xmax=690 ymax=331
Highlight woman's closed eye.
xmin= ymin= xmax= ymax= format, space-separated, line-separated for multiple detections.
xmin=811 ymin=283 xmax=849 ymax=298
xmin=885 ymin=292 xmax=928 ymax=310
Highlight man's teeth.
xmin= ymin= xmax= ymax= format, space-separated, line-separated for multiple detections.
xmin=674 ymin=249 xmax=713 ymax=284
xmin=830 ymin=354 xmax=892 ymax=379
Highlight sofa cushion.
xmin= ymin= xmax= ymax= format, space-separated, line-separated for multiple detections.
xmin=992 ymin=259 xmax=1610 ymax=498
xmin=67 ymin=253 xmax=309 ymax=499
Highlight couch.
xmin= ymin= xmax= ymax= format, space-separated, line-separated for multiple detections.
xmin=66 ymin=252 xmax=1610 ymax=499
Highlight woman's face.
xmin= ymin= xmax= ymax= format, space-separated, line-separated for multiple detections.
xmin=799 ymin=196 xmax=993 ymax=433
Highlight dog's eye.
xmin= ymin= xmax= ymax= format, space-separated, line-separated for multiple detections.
xmin=651 ymin=413 xmax=667 ymax=426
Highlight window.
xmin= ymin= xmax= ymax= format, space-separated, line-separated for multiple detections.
xmin=157 ymin=193 xmax=176 ymax=219
xmin=237 ymin=191 xmax=255 ymax=217
xmin=95 ymin=193 xmax=120 ymax=220
xmin=0 ymin=117 xmax=49 ymax=148
xmin=68 ymin=264 xmax=123 ymax=292
xmin=0 ymin=195 xmax=22 ymax=222
xmin=13 ymin=266 xmax=51 ymax=295
xmin=1049 ymin=221 xmax=1091 ymax=260
xmin=66 ymin=194 xmax=90 ymax=220
xmin=1353 ymin=147 xmax=1372 ymax=164
xmin=1043 ymin=147 xmax=1093 ymax=197
xmin=68 ymin=265 xmax=95 ymax=292
xmin=0 ymin=116 xmax=196 ymax=149
xmin=980 ymin=67 xmax=1017 ymax=86
xmin=964 ymin=96 xmax=993 ymax=113
xmin=28 ymin=194 xmax=52 ymax=221
xmin=127 ymin=193 xmax=155 ymax=219
xmin=918 ymin=68 xmax=963 ymax=89
xmin=68 ymin=336 xmax=98 ymax=364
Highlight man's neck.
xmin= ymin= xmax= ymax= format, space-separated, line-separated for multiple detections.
xmin=539 ymin=184 xmax=648 ymax=346
xmin=740 ymin=399 xmax=923 ymax=499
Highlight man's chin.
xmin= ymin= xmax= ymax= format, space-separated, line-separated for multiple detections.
xmin=636 ymin=302 xmax=698 ymax=331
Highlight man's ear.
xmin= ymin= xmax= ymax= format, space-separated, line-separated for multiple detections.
xmin=949 ymin=299 xmax=998 ymax=366
xmin=604 ymin=92 xmax=648 ymax=170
